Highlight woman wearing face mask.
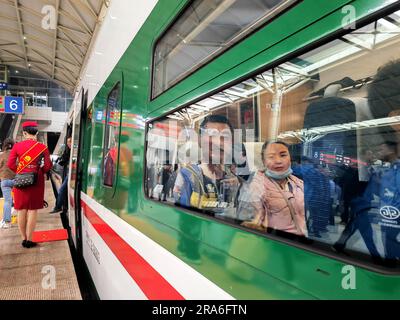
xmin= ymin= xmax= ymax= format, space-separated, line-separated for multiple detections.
xmin=242 ymin=141 xmax=307 ymax=236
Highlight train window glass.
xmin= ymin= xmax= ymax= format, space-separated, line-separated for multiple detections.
xmin=152 ymin=0 xmax=297 ymax=98
xmin=103 ymin=83 xmax=121 ymax=187
xmin=147 ymin=11 xmax=400 ymax=269
xmin=70 ymin=110 xmax=81 ymax=191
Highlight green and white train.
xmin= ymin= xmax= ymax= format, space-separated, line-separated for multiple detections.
xmin=66 ymin=0 xmax=400 ymax=299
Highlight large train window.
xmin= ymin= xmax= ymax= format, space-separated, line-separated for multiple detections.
xmin=146 ymin=10 xmax=400 ymax=269
xmin=103 ymin=83 xmax=121 ymax=187
xmin=152 ymin=0 xmax=298 ymax=98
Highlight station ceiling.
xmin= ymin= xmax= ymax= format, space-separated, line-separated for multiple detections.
xmin=0 ymin=0 xmax=108 ymax=93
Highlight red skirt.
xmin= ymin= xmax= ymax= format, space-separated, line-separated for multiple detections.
xmin=13 ymin=169 xmax=46 ymax=210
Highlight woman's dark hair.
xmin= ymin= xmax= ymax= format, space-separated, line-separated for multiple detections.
xmin=2 ymin=138 xmax=15 ymax=151
xmin=23 ymin=126 xmax=38 ymax=135
xmin=261 ymin=140 xmax=290 ymax=162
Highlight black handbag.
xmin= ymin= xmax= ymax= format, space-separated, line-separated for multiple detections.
xmin=14 ymin=172 xmax=37 ymax=189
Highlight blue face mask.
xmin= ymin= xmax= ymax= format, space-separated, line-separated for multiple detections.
xmin=265 ymin=167 xmax=293 ymax=180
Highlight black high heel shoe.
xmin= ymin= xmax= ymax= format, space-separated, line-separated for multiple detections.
xmin=21 ymin=240 xmax=27 ymax=248
xmin=25 ymin=240 xmax=37 ymax=248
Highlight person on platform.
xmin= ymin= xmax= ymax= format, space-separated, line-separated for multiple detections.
xmin=50 ymin=136 xmax=71 ymax=214
xmin=7 ymin=121 xmax=52 ymax=248
xmin=0 ymin=138 xmax=16 ymax=229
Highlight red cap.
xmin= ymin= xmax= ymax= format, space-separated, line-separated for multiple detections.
xmin=22 ymin=121 xmax=38 ymax=128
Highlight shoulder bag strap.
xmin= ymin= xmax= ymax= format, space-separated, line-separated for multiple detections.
xmin=184 ymin=165 xmax=210 ymax=208
xmin=185 ymin=165 xmax=207 ymax=194
xmin=17 ymin=142 xmax=48 ymax=174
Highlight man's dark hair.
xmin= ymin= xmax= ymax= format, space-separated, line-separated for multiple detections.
xmin=200 ymin=114 xmax=233 ymax=133
xmin=368 ymin=59 xmax=400 ymax=119
xmin=2 ymin=138 xmax=14 ymax=151
xmin=23 ymin=126 xmax=38 ymax=135
xmin=261 ymin=140 xmax=290 ymax=162
xmin=66 ymin=136 xmax=72 ymax=147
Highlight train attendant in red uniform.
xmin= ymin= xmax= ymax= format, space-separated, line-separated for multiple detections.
xmin=7 ymin=121 xmax=52 ymax=248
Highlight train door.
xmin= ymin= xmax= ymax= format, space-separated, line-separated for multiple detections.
xmin=69 ymin=89 xmax=88 ymax=253
xmin=81 ymin=102 xmax=93 ymax=197
xmin=58 ymin=124 xmax=73 ymax=230
xmin=102 ymin=73 xmax=125 ymax=209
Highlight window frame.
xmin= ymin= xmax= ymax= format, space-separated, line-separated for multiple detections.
xmin=150 ymin=0 xmax=302 ymax=100
xmin=102 ymin=81 xmax=122 ymax=188
xmin=144 ymin=1 xmax=400 ymax=275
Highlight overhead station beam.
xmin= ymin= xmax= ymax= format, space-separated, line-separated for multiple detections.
xmin=68 ymin=0 xmax=93 ymax=36
xmin=14 ymin=0 xmax=29 ymax=69
xmin=51 ymin=0 xmax=60 ymax=79
xmin=0 ymin=0 xmax=107 ymax=94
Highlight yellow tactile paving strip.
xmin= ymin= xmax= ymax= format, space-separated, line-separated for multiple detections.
xmin=0 ymin=181 xmax=82 ymax=300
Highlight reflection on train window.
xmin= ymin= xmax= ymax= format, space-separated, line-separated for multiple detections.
xmin=152 ymin=0 xmax=297 ymax=98
xmin=146 ymin=11 xmax=400 ymax=268
xmin=103 ymin=83 xmax=121 ymax=187
xmin=70 ymin=109 xmax=81 ymax=191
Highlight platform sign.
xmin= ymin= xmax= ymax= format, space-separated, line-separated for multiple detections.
xmin=0 ymin=96 xmax=4 ymax=113
xmin=0 ymin=82 xmax=7 ymax=90
xmin=4 ymin=96 xmax=24 ymax=114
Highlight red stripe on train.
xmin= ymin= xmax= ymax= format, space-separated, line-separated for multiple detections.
xmin=81 ymin=199 xmax=184 ymax=300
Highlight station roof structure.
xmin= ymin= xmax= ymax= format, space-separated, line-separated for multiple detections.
xmin=0 ymin=0 xmax=108 ymax=93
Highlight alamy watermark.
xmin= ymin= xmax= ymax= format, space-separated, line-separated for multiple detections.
xmin=41 ymin=5 xmax=57 ymax=30
xmin=41 ymin=265 xmax=56 ymax=290
xmin=341 ymin=265 xmax=356 ymax=290
xmin=147 ymin=123 xmax=256 ymax=167
xmin=342 ymin=5 xmax=356 ymax=30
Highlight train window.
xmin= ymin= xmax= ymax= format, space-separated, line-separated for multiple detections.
xmin=152 ymin=0 xmax=298 ymax=98
xmin=103 ymin=83 xmax=121 ymax=187
xmin=147 ymin=10 xmax=400 ymax=269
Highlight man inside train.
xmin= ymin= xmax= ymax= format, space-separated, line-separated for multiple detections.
xmin=173 ymin=115 xmax=240 ymax=214
xmin=366 ymin=60 xmax=400 ymax=265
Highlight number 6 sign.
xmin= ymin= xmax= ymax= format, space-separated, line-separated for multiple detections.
xmin=4 ymin=96 xmax=24 ymax=114
xmin=10 ymin=99 xmax=18 ymax=111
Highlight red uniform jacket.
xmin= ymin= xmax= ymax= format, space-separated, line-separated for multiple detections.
xmin=7 ymin=139 xmax=52 ymax=210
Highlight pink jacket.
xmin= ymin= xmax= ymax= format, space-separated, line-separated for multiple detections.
xmin=248 ymin=171 xmax=307 ymax=236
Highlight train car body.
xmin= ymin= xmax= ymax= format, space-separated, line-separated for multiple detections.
xmin=67 ymin=0 xmax=400 ymax=299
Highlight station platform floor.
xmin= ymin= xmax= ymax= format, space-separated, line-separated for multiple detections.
xmin=0 ymin=181 xmax=82 ymax=300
